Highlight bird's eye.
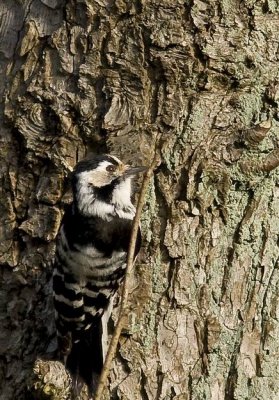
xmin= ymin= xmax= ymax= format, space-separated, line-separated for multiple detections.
xmin=106 ymin=165 xmax=116 ymax=172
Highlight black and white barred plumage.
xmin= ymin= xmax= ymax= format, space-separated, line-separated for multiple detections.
xmin=53 ymin=154 xmax=145 ymax=395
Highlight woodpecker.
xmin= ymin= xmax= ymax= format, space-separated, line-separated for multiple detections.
xmin=53 ymin=154 xmax=146 ymax=396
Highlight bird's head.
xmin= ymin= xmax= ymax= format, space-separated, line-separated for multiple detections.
xmin=73 ymin=154 xmax=146 ymax=188
xmin=72 ymin=154 xmax=146 ymax=218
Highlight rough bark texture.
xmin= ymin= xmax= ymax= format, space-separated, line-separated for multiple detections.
xmin=1 ymin=0 xmax=279 ymax=399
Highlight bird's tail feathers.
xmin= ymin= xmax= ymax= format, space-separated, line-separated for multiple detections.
xmin=66 ymin=319 xmax=104 ymax=397
xmin=66 ymin=299 xmax=114 ymax=397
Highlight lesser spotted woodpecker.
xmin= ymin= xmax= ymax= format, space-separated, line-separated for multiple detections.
xmin=53 ymin=154 xmax=146 ymax=396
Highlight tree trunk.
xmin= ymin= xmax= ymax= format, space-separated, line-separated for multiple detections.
xmin=1 ymin=0 xmax=279 ymax=399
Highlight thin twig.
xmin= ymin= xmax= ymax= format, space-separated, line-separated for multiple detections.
xmin=94 ymin=152 xmax=160 ymax=400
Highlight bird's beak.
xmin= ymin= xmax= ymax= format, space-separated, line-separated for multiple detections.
xmin=123 ymin=166 xmax=147 ymax=176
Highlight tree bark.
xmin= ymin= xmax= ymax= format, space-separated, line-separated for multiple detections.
xmin=1 ymin=0 xmax=279 ymax=399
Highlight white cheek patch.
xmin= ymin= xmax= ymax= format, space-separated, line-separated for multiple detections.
xmin=112 ymin=178 xmax=131 ymax=205
xmin=112 ymin=178 xmax=135 ymax=220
